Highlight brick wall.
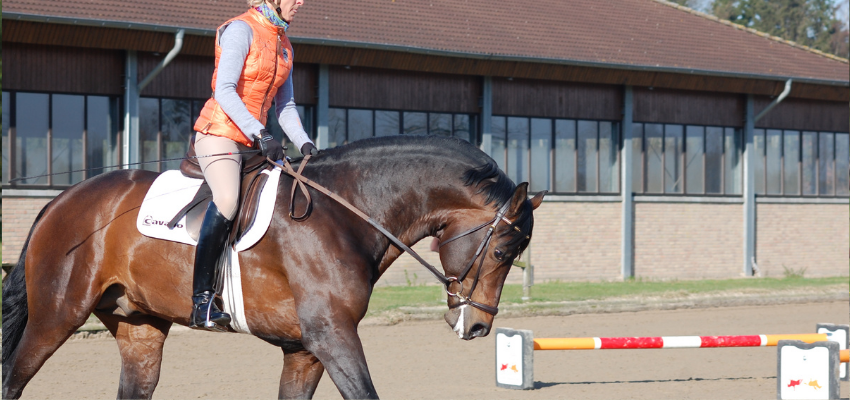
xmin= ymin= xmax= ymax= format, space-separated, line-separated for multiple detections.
xmin=756 ymin=203 xmax=849 ymax=278
xmin=5 ymin=193 xmax=846 ymax=282
xmin=527 ymin=201 xmax=622 ymax=281
xmin=634 ymin=202 xmax=742 ymax=279
xmin=2 ymin=196 xmax=54 ymax=265
xmin=384 ymin=201 xmax=623 ymax=285
xmin=381 ymin=241 xmax=444 ymax=287
xmin=384 ymin=232 xmax=528 ymax=287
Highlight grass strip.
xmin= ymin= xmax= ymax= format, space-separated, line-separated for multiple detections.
xmin=366 ymin=276 xmax=848 ymax=317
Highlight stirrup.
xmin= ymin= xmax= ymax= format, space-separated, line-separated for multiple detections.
xmin=190 ymin=292 xmax=231 ymax=331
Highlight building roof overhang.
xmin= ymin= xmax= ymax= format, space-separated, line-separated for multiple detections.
xmin=6 ymin=11 xmax=848 ymax=90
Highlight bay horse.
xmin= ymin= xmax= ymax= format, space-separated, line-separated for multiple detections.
xmin=2 ymin=135 xmax=544 ymax=399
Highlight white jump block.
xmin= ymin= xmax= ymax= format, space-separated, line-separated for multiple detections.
xmin=494 ymin=327 xmax=534 ymax=390
xmin=816 ymin=323 xmax=849 ymax=381
xmin=776 ymin=340 xmax=840 ymax=400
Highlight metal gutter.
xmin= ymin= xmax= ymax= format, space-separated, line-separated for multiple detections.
xmin=755 ymin=79 xmax=793 ymax=121
xmin=138 ymin=29 xmax=185 ymax=91
xmin=5 ymin=12 xmax=849 ymax=87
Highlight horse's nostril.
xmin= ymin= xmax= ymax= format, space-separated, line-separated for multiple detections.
xmin=470 ymin=323 xmax=490 ymax=337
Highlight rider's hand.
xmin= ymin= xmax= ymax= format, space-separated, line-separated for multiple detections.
xmin=300 ymin=143 xmax=319 ymax=157
xmin=252 ymin=129 xmax=285 ymax=161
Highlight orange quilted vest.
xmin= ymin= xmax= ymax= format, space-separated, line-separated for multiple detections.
xmin=193 ymin=8 xmax=294 ymax=146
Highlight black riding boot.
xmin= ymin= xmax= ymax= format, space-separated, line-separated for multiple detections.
xmin=190 ymin=202 xmax=233 ymax=330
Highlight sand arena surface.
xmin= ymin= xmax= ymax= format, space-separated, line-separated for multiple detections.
xmin=20 ymin=301 xmax=849 ymax=399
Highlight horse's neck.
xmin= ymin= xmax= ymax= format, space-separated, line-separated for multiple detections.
xmin=314 ymin=156 xmax=472 ymax=251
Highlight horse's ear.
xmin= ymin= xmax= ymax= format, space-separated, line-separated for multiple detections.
xmin=509 ymin=183 xmax=529 ymax=214
xmin=530 ymin=190 xmax=547 ymax=210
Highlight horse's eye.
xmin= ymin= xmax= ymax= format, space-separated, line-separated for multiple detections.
xmin=494 ymin=249 xmax=505 ymax=260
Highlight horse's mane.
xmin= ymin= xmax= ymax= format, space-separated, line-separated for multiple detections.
xmin=304 ymin=135 xmax=534 ymax=251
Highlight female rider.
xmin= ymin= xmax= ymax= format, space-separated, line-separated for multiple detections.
xmin=190 ymin=0 xmax=315 ymax=330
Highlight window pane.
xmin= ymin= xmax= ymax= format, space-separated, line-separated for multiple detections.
xmin=836 ymin=133 xmax=849 ymax=196
xmin=685 ymin=125 xmax=704 ymax=194
xmin=645 ymin=123 xmax=663 ymax=193
xmin=453 ymin=114 xmax=472 ymax=143
xmin=664 ymin=124 xmax=683 ymax=194
xmin=819 ymin=132 xmax=835 ymax=195
xmin=724 ymin=128 xmax=742 ymax=195
xmin=599 ymin=121 xmax=619 ymax=193
xmin=507 ymin=117 xmax=529 ymax=185
xmin=328 ymin=107 xmax=346 ymax=148
xmin=783 ymin=130 xmax=800 ymax=195
xmin=139 ymin=98 xmax=160 ymax=172
xmin=705 ymin=127 xmax=723 ymax=194
xmin=754 ymin=129 xmax=766 ymax=195
xmin=631 ymin=123 xmax=643 ymax=194
xmin=802 ymin=131 xmax=817 ymax=195
xmin=86 ymin=96 xmax=118 ymax=177
xmin=403 ymin=112 xmax=427 ymax=135
xmin=375 ymin=110 xmax=399 ymax=137
xmin=3 ymin=91 xmax=10 ymax=184
xmin=765 ymin=129 xmax=782 ymax=194
xmin=488 ymin=116 xmax=506 ymax=171
xmin=267 ymin=101 xmax=300 ymax=158
xmin=554 ymin=119 xmax=576 ymax=192
xmin=530 ymin=118 xmax=551 ymax=192
xmin=51 ymin=94 xmax=85 ymax=185
xmin=297 ymin=105 xmax=313 ymax=139
xmin=348 ymin=109 xmax=372 ymax=142
xmin=429 ymin=113 xmax=451 ymax=136
xmin=161 ymin=99 xmax=191 ymax=170
xmin=16 ymin=92 xmax=49 ymax=184
xmin=577 ymin=120 xmax=598 ymax=192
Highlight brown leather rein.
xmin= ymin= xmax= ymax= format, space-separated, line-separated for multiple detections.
xmin=270 ymin=156 xmax=517 ymax=316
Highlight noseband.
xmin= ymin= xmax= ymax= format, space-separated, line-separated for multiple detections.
xmin=273 ymin=156 xmax=524 ymax=317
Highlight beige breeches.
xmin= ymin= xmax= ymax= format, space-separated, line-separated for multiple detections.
xmin=194 ymin=132 xmax=254 ymax=221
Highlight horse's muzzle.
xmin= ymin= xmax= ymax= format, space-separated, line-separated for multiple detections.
xmin=444 ymin=306 xmax=492 ymax=340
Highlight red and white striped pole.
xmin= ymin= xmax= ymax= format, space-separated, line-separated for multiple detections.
xmin=533 ymin=333 xmax=828 ymax=350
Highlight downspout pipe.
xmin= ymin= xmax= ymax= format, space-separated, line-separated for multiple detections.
xmin=754 ymin=79 xmax=792 ymax=122
xmin=138 ymin=29 xmax=185 ymax=91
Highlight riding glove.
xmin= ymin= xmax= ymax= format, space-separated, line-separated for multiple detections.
xmin=252 ymin=129 xmax=285 ymax=161
xmin=300 ymin=143 xmax=319 ymax=157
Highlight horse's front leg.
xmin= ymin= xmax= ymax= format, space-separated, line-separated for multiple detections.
xmin=279 ymin=349 xmax=325 ymax=399
xmin=298 ymin=313 xmax=377 ymax=399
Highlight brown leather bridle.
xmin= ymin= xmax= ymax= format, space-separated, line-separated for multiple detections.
xmin=272 ymin=156 xmax=525 ymax=316
xmin=436 ymin=200 xmax=513 ymax=316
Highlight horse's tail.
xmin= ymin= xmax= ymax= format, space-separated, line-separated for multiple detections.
xmin=2 ymin=201 xmax=52 ymax=364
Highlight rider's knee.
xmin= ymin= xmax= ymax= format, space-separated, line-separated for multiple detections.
xmin=213 ymin=195 xmax=238 ymax=221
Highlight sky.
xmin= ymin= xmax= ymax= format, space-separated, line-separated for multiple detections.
xmin=685 ymin=0 xmax=849 ymax=30
xmin=838 ymin=0 xmax=849 ymax=30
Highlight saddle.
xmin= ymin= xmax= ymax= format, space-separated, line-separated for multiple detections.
xmin=168 ymin=141 xmax=272 ymax=244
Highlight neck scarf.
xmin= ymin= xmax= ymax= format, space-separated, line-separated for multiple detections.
xmin=255 ymin=4 xmax=289 ymax=32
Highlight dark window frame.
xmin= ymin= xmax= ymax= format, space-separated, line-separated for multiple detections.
xmin=754 ymin=128 xmax=849 ymax=198
xmin=633 ymin=122 xmax=743 ymax=197
xmin=139 ymin=96 xmax=206 ymax=173
xmin=492 ymin=115 xmax=622 ymax=195
xmin=327 ymin=106 xmax=479 ymax=146
xmin=3 ymin=89 xmax=124 ymax=189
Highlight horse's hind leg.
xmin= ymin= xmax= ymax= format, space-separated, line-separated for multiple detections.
xmin=96 ymin=312 xmax=172 ymax=400
xmin=2 ymin=319 xmax=85 ymax=399
xmin=279 ymin=349 xmax=325 ymax=399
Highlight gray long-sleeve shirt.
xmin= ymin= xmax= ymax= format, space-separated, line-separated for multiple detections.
xmin=214 ymin=21 xmax=313 ymax=151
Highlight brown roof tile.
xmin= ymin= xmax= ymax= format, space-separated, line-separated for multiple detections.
xmin=5 ymin=0 xmax=848 ymax=83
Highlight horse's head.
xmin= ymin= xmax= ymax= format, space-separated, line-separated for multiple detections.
xmin=437 ymin=182 xmax=545 ymax=340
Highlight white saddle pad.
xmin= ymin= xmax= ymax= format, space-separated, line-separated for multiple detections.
xmin=136 ymin=167 xmax=282 ymax=334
